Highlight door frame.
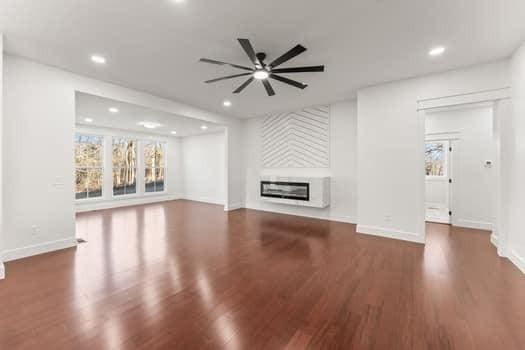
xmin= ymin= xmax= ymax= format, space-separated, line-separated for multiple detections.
xmin=417 ymin=87 xmax=510 ymax=256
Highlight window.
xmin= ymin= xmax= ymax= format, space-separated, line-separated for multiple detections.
xmin=425 ymin=141 xmax=447 ymax=177
xmin=112 ymin=138 xmax=137 ymax=196
xmin=144 ymin=141 xmax=165 ymax=193
xmin=75 ymin=134 xmax=103 ymax=199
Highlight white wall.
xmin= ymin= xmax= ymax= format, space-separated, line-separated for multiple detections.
xmin=357 ymin=61 xmax=509 ymax=243
xmin=241 ymin=100 xmax=358 ymax=223
xmin=2 ymin=54 xmax=241 ymax=264
xmin=425 ymin=106 xmax=494 ymax=230
xmin=503 ymin=44 xmax=525 ymax=273
xmin=75 ymin=125 xmax=183 ymax=212
xmin=181 ymin=132 xmax=226 ymax=205
xmin=0 ymin=34 xmax=4 ymax=278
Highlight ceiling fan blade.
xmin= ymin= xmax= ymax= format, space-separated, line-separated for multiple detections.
xmin=262 ymin=79 xmax=276 ymax=96
xmin=271 ymin=65 xmax=325 ymax=73
xmin=269 ymin=44 xmax=307 ymax=68
xmin=205 ymin=73 xmax=252 ymax=83
xmin=270 ymin=74 xmax=308 ymax=89
xmin=199 ymin=58 xmax=253 ymax=71
xmin=233 ymin=77 xmax=255 ymax=93
xmin=238 ymin=38 xmax=261 ymax=66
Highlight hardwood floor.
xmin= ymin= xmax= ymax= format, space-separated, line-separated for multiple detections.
xmin=0 ymin=200 xmax=524 ymax=349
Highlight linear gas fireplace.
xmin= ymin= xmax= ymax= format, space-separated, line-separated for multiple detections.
xmin=260 ymin=181 xmax=310 ymax=201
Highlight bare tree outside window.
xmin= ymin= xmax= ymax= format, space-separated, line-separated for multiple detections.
xmin=75 ymin=134 xmax=103 ymax=199
xmin=113 ymin=138 xmax=137 ymax=195
xmin=144 ymin=141 xmax=165 ymax=193
xmin=425 ymin=142 xmax=446 ymax=176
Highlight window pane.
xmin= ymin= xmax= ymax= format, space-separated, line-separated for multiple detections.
xmin=113 ymin=138 xmax=136 ymax=168
xmin=125 ymin=168 xmax=137 ymax=194
xmin=155 ymin=168 xmax=165 ymax=192
xmin=157 ymin=143 xmax=165 ymax=168
xmin=425 ymin=142 xmax=446 ymax=176
xmin=113 ymin=138 xmax=137 ymax=196
xmin=113 ymin=168 xmax=126 ymax=196
xmin=75 ymin=133 xmax=103 ymax=168
xmin=145 ymin=168 xmax=155 ymax=192
xmin=144 ymin=142 xmax=156 ymax=168
xmin=75 ymin=168 xmax=88 ymax=199
xmin=87 ymin=168 xmax=103 ymax=198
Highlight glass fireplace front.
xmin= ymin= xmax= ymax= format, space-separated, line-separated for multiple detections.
xmin=260 ymin=181 xmax=310 ymax=201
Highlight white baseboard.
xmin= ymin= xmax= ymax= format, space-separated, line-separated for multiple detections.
xmin=455 ymin=219 xmax=492 ymax=231
xmin=490 ymin=234 xmax=499 ymax=248
xmin=76 ymin=194 xmax=181 ymax=213
xmin=183 ymin=195 xmax=225 ymax=206
xmin=225 ymin=202 xmax=244 ymax=211
xmin=356 ymin=225 xmax=425 ymax=244
xmin=0 ymin=263 xmax=4 ymax=280
xmin=509 ymin=249 xmax=525 ymax=275
xmin=244 ymin=203 xmax=357 ymax=224
xmin=3 ymin=237 xmax=77 ymax=262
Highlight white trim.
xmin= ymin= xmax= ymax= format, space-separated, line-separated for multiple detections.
xmin=454 ymin=219 xmax=493 ymax=231
xmin=225 ymin=202 xmax=244 ymax=211
xmin=417 ymin=87 xmax=511 ymax=110
xmin=76 ymin=194 xmax=181 ymax=212
xmin=508 ymin=249 xmax=525 ymax=275
xmin=0 ymin=263 xmax=5 ymax=280
xmin=3 ymin=237 xmax=77 ymax=262
xmin=244 ymin=203 xmax=357 ymax=224
xmin=356 ymin=225 xmax=425 ymax=244
xmin=182 ymin=196 xmax=225 ymax=206
xmin=490 ymin=234 xmax=499 ymax=248
xmin=425 ymin=131 xmax=461 ymax=141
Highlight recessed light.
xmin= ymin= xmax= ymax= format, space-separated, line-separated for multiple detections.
xmin=254 ymin=70 xmax=269 ymax=80
xmin=429 ymin=46 xmax=446 ymax=57
xmin=138 ymin=121 xmax=162 ymax=129
xmin=91 ymin=55 xmax=106 ymax=64
xmin=223 ymin=100 xmax=232 ymax=107
xmin=201 ymin=125 xmax=208 ymax=130
xmin=171 ymin=131 xmax=177 ymax=135
xmin=173 ymin=0 xmax=185 ymax=3
xmin=108 ymin=107 xmax=119 ymax=113
xmin=84 ymin=118 xmax=94 ymax=123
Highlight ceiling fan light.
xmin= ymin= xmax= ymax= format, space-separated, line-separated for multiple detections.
xmin=254 ymin=70 xmax=269 ymax=80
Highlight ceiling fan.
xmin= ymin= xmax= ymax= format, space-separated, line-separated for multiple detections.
xmin=199 ymin=38 xmax=325 ymax=96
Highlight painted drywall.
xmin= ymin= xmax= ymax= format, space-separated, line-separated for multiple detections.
xmin=181 ymin=132 xmax=226 ymax=205
xmin=425 ymin=106 xmax=494 ymax=230
xmin=504 ymin=44 xmax=525 ymax=273
xmin=75 ymin=125 xmax=183 ymax=212
xmin=0 ymin=34 xmax=4 ymax=278
xmin=357 ymin=61 xmax=509 ymax=243
xmin=2 ymin=54 xmax=241 ymax=263
xmin=242 ymin=100 xmax=357 ymax=223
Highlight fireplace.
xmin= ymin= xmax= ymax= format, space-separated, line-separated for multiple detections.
xmin=260 ymin=181 xmax=310 ymax=201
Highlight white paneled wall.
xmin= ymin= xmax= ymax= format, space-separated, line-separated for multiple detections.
xmin=261 ymin=106 xmax=330 ymax=168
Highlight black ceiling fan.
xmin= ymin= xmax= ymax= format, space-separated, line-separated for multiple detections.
xmin=199 ymin=38 xmax=324 ymax=96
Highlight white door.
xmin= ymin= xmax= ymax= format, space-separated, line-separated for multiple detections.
xmin=425 ymin=140 xmax=451 ymax=224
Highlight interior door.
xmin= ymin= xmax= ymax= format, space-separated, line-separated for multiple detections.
xmin=425 ymin=140 xmax=451 ymax=224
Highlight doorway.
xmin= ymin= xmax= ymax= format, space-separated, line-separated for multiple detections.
xmin=423 ymin=103 xmax=495 ymax=231
xmin=425 ymin=139 xmax=452 ymax=224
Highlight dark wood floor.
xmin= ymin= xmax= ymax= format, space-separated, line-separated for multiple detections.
xmin=0 ymin=200 xmax=524 ymax=349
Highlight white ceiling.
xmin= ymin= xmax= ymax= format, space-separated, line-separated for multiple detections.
xmin=2 ymin=0 xmax=525 ymax=119
xmin=76 ymin=92 xmax=224 ymax=137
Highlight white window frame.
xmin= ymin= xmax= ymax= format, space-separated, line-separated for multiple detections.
xmin=143 ymin=141 xmax=167 ymax=195
xmin=425 ymin=140 xmax=449 ymax=179
xmin=112 ymin=137 xmax=139 ymax=198
xmin=75 ymin=133 xmax=105 ymax=201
